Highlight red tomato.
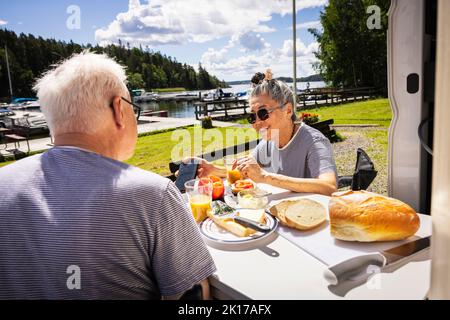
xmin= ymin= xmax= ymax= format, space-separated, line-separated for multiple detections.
xmin=209 ymin=175 xmax=224 ymax=200
xmin=212 ymin=181 xmax=225 ymax=200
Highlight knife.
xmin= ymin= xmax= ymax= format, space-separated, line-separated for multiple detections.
xmin=324 ymin=236 xmax=431 ymax=285
xmin=211 ymin=200 xmax=271 ymax=233
xmin=234 ymin=216 xmax=272 ymax=233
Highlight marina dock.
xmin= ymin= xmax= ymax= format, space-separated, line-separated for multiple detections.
xmin=0 ymin=115 xmax=238 ymax=156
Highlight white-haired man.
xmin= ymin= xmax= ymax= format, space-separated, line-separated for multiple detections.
xmin=0 ymin=52 xmax=216 ymax=300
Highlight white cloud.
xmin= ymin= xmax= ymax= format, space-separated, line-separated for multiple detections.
xmin=280 ymin=38 xmax=319 ymax=57
xmin=295 ymin=20 xmax=322 ymax=29
xmin=201 ymin=38 xmax=320 ymax=81
xmin=95 ymin=0 xmax=327 ymax=47
xmin=202 ymin=52 xmax=273 ymax=80
xmin=201 ymin=47 xmax=228 ymax=65
xmin=0 ymin=19 xmax=8 ymax=26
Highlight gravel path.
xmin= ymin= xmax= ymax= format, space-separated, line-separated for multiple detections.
xmin=332 ymin=127 xmax=388 ymax=195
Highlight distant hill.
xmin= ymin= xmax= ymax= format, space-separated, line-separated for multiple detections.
xmin=277 ymin=74 xmax=324 ymax=82
xmin=227 ymin=74 xmax=323 ymax=86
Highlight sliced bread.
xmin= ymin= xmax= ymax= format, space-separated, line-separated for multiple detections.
xmin=284 ymin=198 xmax=327 ymax=230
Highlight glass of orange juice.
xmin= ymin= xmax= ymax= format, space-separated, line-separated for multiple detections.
xmin=223 ymin=156 xmax=242 ymax=185
xmin=185 ymin=178 xmax=213 ymax=223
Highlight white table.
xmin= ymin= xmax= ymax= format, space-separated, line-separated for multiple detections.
xmin=206 ymin=184 xmax=431 ymax=300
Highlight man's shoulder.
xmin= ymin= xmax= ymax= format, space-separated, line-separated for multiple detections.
xmin=0 ymin=153 xmax=42 ymax=180
xmin=122 ymin=165 xmax=172 ymax=190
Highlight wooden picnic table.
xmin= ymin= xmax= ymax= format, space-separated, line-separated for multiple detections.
xmin=1 ymin=133 xmax=30 ymax=155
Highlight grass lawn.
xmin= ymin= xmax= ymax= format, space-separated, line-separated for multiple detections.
xmin=0 ymin=160 xmax=14 ymax=168
xmin=233 ymin=98 xmax=392 ymax=127
xmin=0 ymin=126 xmax=258 ymax=174
xmin=126 ymin=126 xmax=258 ymax=176
xmin=301 ymin=98 xmax=392 ymax=127
xmin=152 ymin=87 xmax=186 ymax=93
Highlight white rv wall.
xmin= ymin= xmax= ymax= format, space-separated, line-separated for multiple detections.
xmin=387 ymin=0 xmax=424 ymax=212
xmin=429 ymin=0 xmax=450 ymax=300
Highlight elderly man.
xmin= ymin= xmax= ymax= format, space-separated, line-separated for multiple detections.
xmin=194 ymin=78 xmax=337 ymax=196
xmin=0 ymin=52 xmax=216 ymax=300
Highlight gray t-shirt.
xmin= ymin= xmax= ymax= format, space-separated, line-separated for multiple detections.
xmin=0 ymin=147 xmax=216 ymax=300
xmin=252 ymin=124 xmax=337 ymax=180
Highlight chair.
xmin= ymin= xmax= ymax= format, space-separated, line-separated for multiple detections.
xmin=338 ymin=148 xmax=377 ymax=190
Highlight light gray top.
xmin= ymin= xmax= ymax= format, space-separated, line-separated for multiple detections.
xmin=0 ymin=147 xmax=216 ymax=299
xmin=252 ymin=123 xmax=337 ymax=180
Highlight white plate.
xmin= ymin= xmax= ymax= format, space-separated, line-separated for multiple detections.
xmin=199 ymin=212 xmax=278 ymax=250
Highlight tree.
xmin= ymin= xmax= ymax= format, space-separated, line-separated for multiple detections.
xmin=309 ymin=0 xmax=390 ymax=93
xmin=127 ymin=72 xmax=145 ymax=90
xmin=0 ymin=28 xmax=227 ymax=98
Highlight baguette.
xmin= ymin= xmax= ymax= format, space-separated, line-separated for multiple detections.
xmin=329 ymin=190 xmax=420 ymax=242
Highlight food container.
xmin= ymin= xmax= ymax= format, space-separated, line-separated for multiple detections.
xmin=237 ymin=189 xmax=269 ymax=209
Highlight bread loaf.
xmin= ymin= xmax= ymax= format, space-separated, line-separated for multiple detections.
xmin=329 ymin=190 xmax=420 ymax=242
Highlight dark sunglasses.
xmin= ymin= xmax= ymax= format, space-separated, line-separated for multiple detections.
xmin=247 ymin=102 xmax=287 ymax=124
xmin=110 ymin=97 xmax=142 ymax=121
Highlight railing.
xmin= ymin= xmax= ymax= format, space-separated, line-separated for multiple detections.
xmin=141 ymin=110 xmax=169 ymax=117
xmin=297 ymin=87 xmax=381 ymax=109
xmin=194 ymin=99 xmax=249 ymax=121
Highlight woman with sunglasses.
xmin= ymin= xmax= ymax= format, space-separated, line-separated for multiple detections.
xmin=189 ymin=76 xmax=338 ymax=196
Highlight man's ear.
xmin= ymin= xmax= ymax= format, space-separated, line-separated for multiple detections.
xmin=111 ymin=96 xmax=125 ymax=129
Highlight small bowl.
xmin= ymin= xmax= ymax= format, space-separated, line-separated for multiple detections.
xmin=237 ymin=189 xmax=269 ymax=209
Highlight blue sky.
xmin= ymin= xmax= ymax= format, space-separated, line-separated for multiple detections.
xmin=0 ymin=0 xmax=326 ymax=81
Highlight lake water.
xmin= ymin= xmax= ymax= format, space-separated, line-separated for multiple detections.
xmin=137 ymin=81 xmax=326 ymax=118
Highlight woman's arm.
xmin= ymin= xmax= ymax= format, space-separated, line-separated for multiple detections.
xmin=236 ymin=157 xmax=337 ymax=196
xmin=262 ymin=171 xmax=337 ymax=196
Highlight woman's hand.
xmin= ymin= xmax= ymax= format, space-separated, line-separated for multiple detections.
xmin=235 ymin=156 xmax=267 ymax=183
xmin=176 ymin=157 xmax=226 ymax=178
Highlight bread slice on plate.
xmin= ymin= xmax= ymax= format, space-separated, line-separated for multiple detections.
xmin=207 ymin=211 xmax=256 ymax=237
xmin=269 ymin=198 xmax=327 ymax=231
xmin=237 ymin=209 xmax=266 ymax=224
xmin=284 ymin=199 xmax=327 ymax=230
